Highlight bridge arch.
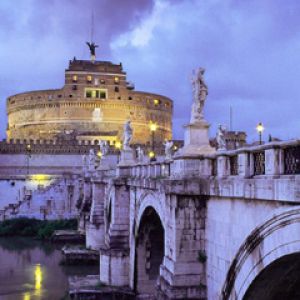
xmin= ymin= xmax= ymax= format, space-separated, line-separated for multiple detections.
xmin=222 ymin=207 xmax=300 ymax=300
xmin=135 ymin=190 xmax=165 ymax=233
xmin=134 ymin=203 xmax=165 ymax=295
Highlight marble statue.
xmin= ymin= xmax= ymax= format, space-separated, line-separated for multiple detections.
xmin=164 ymin=140 xmax=174 ymax=160
xmin=190 ymin=67 xmax=208 ymax=123
xmin=88 ymin=148 xmax=96 ymax=170
xmin=137 ymin=146 xmax=144 ymax=163
xmin=217 ymin=125 xmax=226 ymax=151
xmin=100 ymin=140 xmax=109 ymax=157
xmin=123 ymin=120 xmax=133 ymax=149
xmin=82 ymin=154 xmax=87 ymax=171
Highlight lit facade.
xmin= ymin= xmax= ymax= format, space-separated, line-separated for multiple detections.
xmin=6 ymin=58 xmax=173 ymax=145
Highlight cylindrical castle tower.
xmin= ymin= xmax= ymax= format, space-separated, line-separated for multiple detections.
xmin=6 ymin=58 xmax=173 ymax=146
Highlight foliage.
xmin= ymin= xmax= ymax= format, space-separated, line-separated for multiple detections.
xmin=0 ymin=218 xmax=77 ymax=239
xmin=198 ymin=250 xmax=207 ymax=263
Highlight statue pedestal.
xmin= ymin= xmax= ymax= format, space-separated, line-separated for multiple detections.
xmin=118 ymin=148 xmax=136 ymax=167
xmin=178 ymin=119 xmax=215 ymax=157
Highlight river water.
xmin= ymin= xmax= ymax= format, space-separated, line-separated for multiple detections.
xmin=0 ymin=237 xmax=99 ymax=300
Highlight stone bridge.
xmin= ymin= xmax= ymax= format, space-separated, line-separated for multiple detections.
xmin=80 ymin=139 xmax=300 ymax=299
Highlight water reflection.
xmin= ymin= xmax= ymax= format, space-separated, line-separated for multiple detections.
xmin=34 ymin=264 xmax=42 ymax=295
xmin=23 ymin=292 xmax=30 ymax=300
xmin=0 ymin=237 xmax=98 ymax=300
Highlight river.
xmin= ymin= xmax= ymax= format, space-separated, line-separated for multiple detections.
xmin=0 ymin=237 xmax=99 ymax=300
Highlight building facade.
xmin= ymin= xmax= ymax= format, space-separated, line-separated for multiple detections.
xmin=6 ymin=58 xmax=173 ymax=145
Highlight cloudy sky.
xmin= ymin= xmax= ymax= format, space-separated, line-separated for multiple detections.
xmin=0 ymin=0 xmax=300 ymax=142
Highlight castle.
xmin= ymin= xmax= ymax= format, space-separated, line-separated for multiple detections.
xmin=0 ymin=45 xmax=173 ymax=220
xmin=6 ymin=55 xmax=172 ymax=146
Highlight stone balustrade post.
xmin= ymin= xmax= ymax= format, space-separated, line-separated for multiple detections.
xmin=238 ymin=152 xmax=251 ymax=177
xmin=155 ymin=164 xmax=161 ymax=177
xmin=217 ymin=155 xmax=230 ymax=177
xmin=131 ymin=166 xmax=136 ymax=177
xmin=249 ymin=153 xmax=255 ymax=177
xmin=199 ymin=157 xmax=213 ymax=176
xmin=265 ymin=147 xmax=280 ymax=175
xmin=149 ymin=164 xmax=155 ymax=178
xmin=278 ymin=148 xmax=285 ymax=175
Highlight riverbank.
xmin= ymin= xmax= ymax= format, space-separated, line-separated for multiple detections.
xmin=0 ymin=217 xmax=77 ymax=239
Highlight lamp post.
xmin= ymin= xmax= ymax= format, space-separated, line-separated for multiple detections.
xmin=26 ymin=144 xmax=31 ymax=175
xmin=114 ymin=141 xmax=122 ymax=163
xmin=149 ymin=122 xmax=157 ymax=161
xmin=256 ymin=122 xmax=264 ymax=145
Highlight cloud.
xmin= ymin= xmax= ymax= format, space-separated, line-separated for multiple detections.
xmin=111 ymin=0 xmax=169 ymax=48
xmin=111 ymin=0 xmax=300 ymax=141
xmin=0 ymin=0 xmax=155 ymax=138
xmin=1 ymin=0 xmax=300 ymax=143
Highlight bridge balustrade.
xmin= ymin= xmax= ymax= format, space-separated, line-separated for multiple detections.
xmin=253 ymin=151 xmax=265 ymax=175
xmin=283 ymin=145 xmax=300 ymax=174
xmin=211 ymin=159 xmax=217 ymax=176
xmin=229 ymin=155 xmax=238 ymax=176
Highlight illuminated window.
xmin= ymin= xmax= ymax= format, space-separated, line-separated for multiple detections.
xmin=154 ymin=99 xmax=160 ymax=105
xmin=114 ymin=76 xmax=120 ymax=84
xmin=72 ymin=75 xmax=77 ymax=83
xmin=87 ymin=75 xmax=92 ymax=83
xmin=86 ymin=90 xmax=92 ymax=98
xmin=85 ymin=88 xmax=107 ymax=99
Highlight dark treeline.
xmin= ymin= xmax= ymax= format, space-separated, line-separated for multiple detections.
xmin=0 ymin=218 xmax=77 ymax=239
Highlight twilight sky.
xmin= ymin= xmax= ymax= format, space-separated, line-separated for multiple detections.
xmin=1 ymin=0 xmax=300 ymax=142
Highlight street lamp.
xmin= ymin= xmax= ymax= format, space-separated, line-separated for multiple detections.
xmin=149 ymin=122 xmax=157 ymax=161
xmin=114 ymin=141 xmax=122 ymax=163
xmin=97 ymin=151 xmax=102 ymax=159
xmin=115 ymin=141 xmax=122 ymax=150
xmin=26 ymin=144 xmax=31 ymax=175
xmin=256 ymin=122 xmax=264 ymax=145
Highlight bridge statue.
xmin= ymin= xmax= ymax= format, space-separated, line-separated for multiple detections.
xmin=217 ymin=124 xmax=226 ymax=151
xmin=164 ymin=140 xmax=174 ymax=160
xmin=118 ymin=120 xmax=135 ymax=166
xmin=100 ymin=140 xmax=109 ymax=157
xmin=82 ymin=154 xmax=88 ymax=172
xmin=123 ymin=120 xmax=133 ymax=150
xmin=136 ymin=146 xmax=144 ymax=163
xmin=88 ymin=148 xmax=96 ymax=171
xmin=190 ymin=67 xmax=208 ymax=123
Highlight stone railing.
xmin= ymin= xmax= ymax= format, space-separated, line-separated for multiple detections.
xmin=85 ymin=140 xmax=300 ymax=182
xmin=130 ymin=161 xmax=171 ymax=179
xmin=211 ymin=140 xmax=300 ymax=178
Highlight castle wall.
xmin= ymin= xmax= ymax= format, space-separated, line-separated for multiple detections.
xmin=0 ymin=152 xmax=118 ymax=176
xmin=0 ymin=178 xmax=28 ymax=209
xmin=6 ymin=59 xmax=173 ymax=144
xmin=0 ymin=154 xmax=83 ymax=175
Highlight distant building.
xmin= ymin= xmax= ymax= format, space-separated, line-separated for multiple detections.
xmin=211 ymin=130 xmax=247 ymax=150
xmin=224 ymin=130 xmax=247 ymax=150
xmin=6 ymin=57 xmax=173 ymax=145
